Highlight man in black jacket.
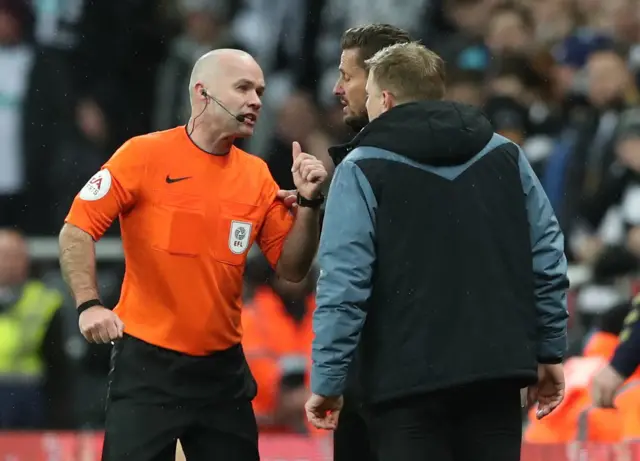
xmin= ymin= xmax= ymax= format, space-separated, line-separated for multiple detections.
xmin=306 ymin=42 xmax=569 ymax=461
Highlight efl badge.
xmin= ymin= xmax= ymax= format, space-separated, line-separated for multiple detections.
xmin=229 ymin=221 xmax=252 ymax=254
xmin=79 ymin=169 xmax=112 ymax=201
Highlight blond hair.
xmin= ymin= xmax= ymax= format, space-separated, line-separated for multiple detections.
xmin=364 ymin=42 xmax=446 ymax=103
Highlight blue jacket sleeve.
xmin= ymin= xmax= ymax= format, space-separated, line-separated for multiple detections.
xmin=518 ymin=149 xmax=570 ymax=363
xmin=311 ymin=158 xmax=377 ymax=397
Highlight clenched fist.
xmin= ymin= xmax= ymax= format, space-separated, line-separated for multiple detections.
xmin=79 ymin=305 xmax=125 ymax=343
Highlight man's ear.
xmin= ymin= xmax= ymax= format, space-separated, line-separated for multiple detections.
xmin=382 ymin=90 xmax=395 ymax=111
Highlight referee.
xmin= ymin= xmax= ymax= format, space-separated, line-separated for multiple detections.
xmin=59 ymin=49 xmax=327 ymax=461
xmin=306 ymin=42 xmax=568 ymax=461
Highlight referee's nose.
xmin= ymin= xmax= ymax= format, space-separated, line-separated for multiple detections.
xmin=247 ymin=89 xmax=262 ymax=112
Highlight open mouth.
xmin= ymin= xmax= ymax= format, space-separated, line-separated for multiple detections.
xmin=243 ymin=113 xmax=257 ymax=125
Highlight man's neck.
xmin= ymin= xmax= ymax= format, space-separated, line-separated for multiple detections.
xmin=187 ymin=119 xmax=235 ymax=155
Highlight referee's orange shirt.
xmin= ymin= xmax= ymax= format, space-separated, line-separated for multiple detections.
xmin=65 ymin=127 xmax=294 ymax=355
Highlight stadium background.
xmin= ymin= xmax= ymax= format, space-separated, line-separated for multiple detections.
xmin=2 ymin=0 xmax=640 ymax=459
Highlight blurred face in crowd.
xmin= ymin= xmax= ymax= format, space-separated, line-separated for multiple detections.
xmin=489 ymin=75 xmax=533 ymax=106
xmin=601 ymin=0 xmax=639 ymax=44
xmin=0 ymin=230 xmax=28 ymax=288
xmin=334 ymin=48 xmax=369 ymax=131
xmin=275 ymin=92 xmax=317 ymax=143
xmin=192 ymin=51 xmax=264 ymax=138
xmin=587 ymin=51 xmax=629 ymax=108
xmin=446 ymin=82 xmax=484 ymax=107
xmin=531 ymin=0 xmax=574 ymax=43
xmin=616 ymin=137 xmax=640 ymax=172
xmin=575 ymin=0 xmax=602 ymax=21
xmin=486 ymin=10 xmax=532 ymax=55
xmin=365 ymin=71 xmax=390 ymax=122
xmin=185 ymin=10 xmax=220 ymax=45
xmin=0 ymin=8 xmax=22 ymax=45
xmin=448 ymin=0 xmax=497 ymax=38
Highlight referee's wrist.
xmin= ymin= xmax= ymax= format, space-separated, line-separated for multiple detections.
xmin=77 ymin=299 xmax=104 ymax=316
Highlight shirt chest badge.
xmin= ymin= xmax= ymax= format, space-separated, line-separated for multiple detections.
xmin=229 ymin=221 xmax=252 ymax=254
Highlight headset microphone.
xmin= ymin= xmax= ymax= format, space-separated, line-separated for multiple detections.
xmin=201 ymin=89 xmax=246 ymax=123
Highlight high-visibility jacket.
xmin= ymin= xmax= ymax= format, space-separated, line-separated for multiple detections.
xmin=524 ymin=331 xmax=623 ymax=443
xmin=614 ymin=379 xmax=640 ymax=441
xmin=0 ymin=280 xmax=62 ymax=379
xmin=242 ymin=287 xmax=315 ymax=433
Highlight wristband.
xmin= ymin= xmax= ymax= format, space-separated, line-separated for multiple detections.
xmin=297 ymin=193 xmax=325 ymax=209
xmin=77 ymin=299 xmax=103 ymax=316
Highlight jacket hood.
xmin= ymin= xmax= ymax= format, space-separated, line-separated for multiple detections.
xmin=329 ymin=100 xmax=494 ymax=166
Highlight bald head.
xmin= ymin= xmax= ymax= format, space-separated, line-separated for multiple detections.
xmin=0 ymin=229 xmax=28 ymax=286
xmin=187 ymin=48 xmax=265 ymax=138
xmin=189 ymin=49 xmax=261 ymax=99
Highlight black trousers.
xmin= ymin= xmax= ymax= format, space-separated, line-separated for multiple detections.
xmin=368 ymin=379 xmax=523 ymax=461
xmin=102 ymin=335 xmax=259 ymax=461
xmin=333 ymin=396 xmax=377 ymax=461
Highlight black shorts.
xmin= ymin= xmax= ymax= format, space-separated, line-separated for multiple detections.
xmin=333 ymin=396 xmax=377 ymax=461
xmin=368 ymin=379 xmax=523 ymax=461
xmin=102 ymin=334 xmax=259 ymax=461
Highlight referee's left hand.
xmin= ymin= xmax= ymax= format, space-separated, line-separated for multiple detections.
xmin=305 ymin=393 xmax=343 ymax=430
xmin=276 ymin=189 xmax=298 ymax=210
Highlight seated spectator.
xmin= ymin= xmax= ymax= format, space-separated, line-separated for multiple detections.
xmin=242 ymin=256 xmax=317 ymax=434
xmin=0 ymin=229 xmax=72 ymax=429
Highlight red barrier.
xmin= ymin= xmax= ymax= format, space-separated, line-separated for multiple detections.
xmin=1 ymin=433 xmax=640 ymax=460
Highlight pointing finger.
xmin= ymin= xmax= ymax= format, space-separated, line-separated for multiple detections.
xmin=292 ymin=141 xmax=302 ymax=160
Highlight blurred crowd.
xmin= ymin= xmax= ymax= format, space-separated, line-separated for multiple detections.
xmin=3 ymin=0 xmax=640 ymax=441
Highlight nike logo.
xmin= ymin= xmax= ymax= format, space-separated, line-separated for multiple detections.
xmin=166 ymin=175 xmax=192 ymax=184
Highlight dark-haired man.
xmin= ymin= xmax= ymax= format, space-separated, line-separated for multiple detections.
xmin=324 ymin=24 xmax=412 ymax=461
xmin=277 ymin=23 xmax=413 ymax=461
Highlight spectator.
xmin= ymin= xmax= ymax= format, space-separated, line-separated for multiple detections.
xmin=153 ymin=0 xmax=241 ymax=131
xmin=242 ymin=258 xmax=317 ymax=434
xmin=0 ymin=0 xmax=72 ymax=234
xmin=430 ymin=0 xmax=493 ymax=73
xmin=562 ymin=45 xmax=638 ymax=242
xmin=484 ymin=54 xmax=560 ymax=173
xmin=485 ymin=2 xmax=536 ymax=57
xmin=265 ymin=91 xmax=336 ymax=191
xmin=529 ymin=0 xmax=576 ymax=46
xmin=0 ymin=229 xmax=72 ymax=429
xmin=574 ymin=108 xmax=640 ymax=280
xmin=444 ymin=68 xmax=485 ymax=107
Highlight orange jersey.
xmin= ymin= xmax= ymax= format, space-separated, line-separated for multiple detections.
xmin=65 ymin=126 xmax=294 ymax=355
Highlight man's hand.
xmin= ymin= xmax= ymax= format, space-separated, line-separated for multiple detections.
xmin=592 ymin=364 xmax=625 ymax=408
xmin=305 ymin=393 xmax=343 ymax=430
xmin=276 ymin=189 xmax=298 ymax=210
xmin=79 ymin=305 xmax=125 ymax=343
xmin=528 ymin=363 xmax=565 ymax=419
xmin=291 ymin=141 xmax=327 ymax=199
